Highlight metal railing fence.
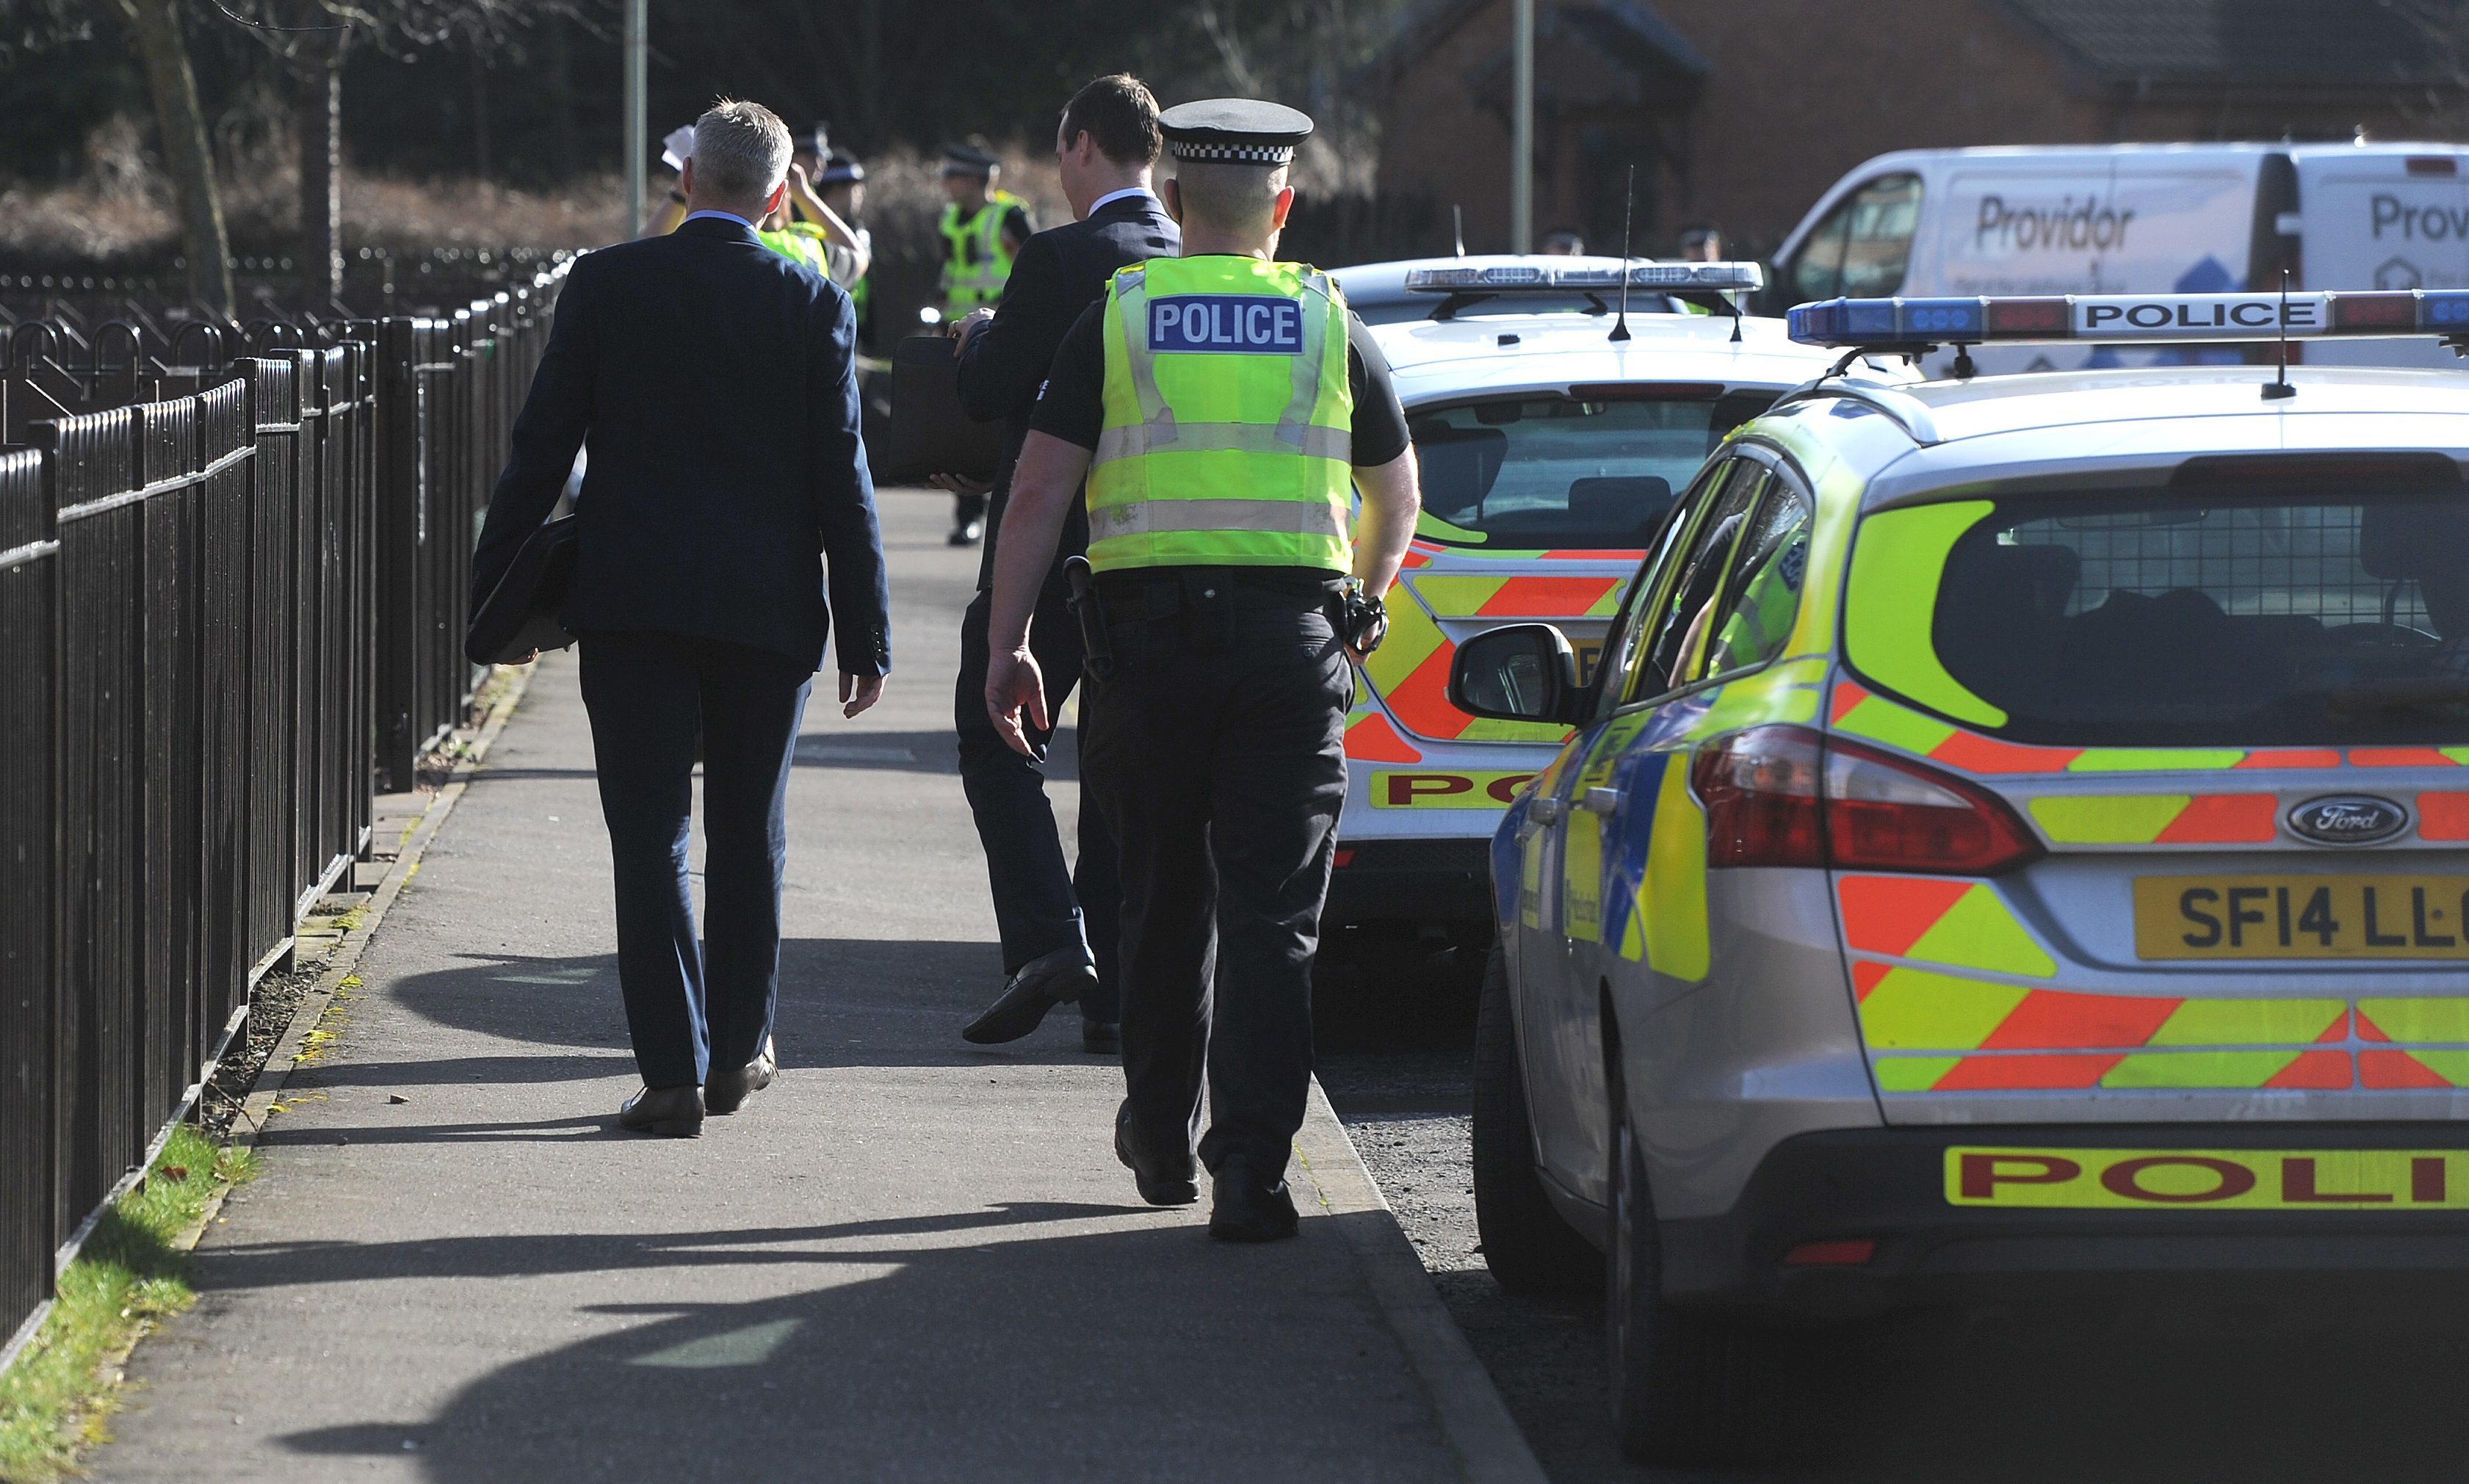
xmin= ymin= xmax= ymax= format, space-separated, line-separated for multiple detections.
xmin=0 ymin=259 xmax=569 ymax=1367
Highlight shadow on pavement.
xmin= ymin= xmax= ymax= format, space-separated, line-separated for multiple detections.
xmin=387 ymin=941 xmax=1118 ymax=1070
xmin=266 ymin=1215 xmax=1449 ymax=1483
xmin=1768 ymin=1289 xmax=2469 ymax=1483
xmin=458 ymin=766 xmax=606 ymax=784
xmin=308 ymin=1053 xmax=639 ymax=1090
xmin=186 ymin=1204 xmax=1143 ymax=1292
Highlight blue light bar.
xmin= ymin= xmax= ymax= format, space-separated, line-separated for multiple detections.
xmin=1787 ymin=290 xmax=2469 ymax=347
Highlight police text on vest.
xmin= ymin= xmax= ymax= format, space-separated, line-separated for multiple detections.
xmin=1148 ymin=295 xmax=1306 ymax=354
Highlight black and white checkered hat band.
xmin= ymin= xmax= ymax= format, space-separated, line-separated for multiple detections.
xmin=1169 ymin=141 xmax=1295 ymax=164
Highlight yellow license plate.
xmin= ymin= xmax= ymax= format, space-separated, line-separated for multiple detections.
xmin=2133 ymin=874 xmax=2469 ymax=960
xmin=1948 ymin=1146 xmax=2469 ymax=1209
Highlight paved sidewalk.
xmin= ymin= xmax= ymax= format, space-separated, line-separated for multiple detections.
xmin=97 ymin=495 xmax=1528 ymax=1483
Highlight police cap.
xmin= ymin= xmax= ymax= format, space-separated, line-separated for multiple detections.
xmin=1158 ymin=98 xmax=1313 ymax=166
xmin=821 ymin=153 xmax=867 ymax=186
xmin=940 ymin=142 xmax=1000 ymax=176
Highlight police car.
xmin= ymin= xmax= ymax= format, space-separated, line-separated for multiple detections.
xmin=1454 ymin=287 xmax=2469 ymax=1463
xmin=1322 ymin=261 xmax=1877 ymax=960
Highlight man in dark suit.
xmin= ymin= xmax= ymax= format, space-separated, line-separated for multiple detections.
xmin=471 ymin=98 xmax=890 ymax=1139
xmin=939 ymin=74 xmax=1177 ymax=1053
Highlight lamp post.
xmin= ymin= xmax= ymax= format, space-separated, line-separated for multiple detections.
xmin=623 ymin=0 xmax=646 ymax=237
xmin=1510 ymin=0 xmax=1533 ymax=253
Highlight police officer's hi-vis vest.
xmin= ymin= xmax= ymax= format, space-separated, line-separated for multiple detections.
xmin=1085 ymin=256 xmax=1353 ymax=574
xmin=939 ymin=189 xmax=1027 ymax=312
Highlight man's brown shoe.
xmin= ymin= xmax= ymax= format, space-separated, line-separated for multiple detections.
xmin=618 ymin=1085 xmax=704 ymax=1137
xmin=706 ymin=1038 xmax=777 ymax=1115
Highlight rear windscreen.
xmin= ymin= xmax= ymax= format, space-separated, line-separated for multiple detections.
xmin=1409 ymin=394 xmax=1768 ymax=549
xmin=1906 ymin=488 xmax=2469 ymax=745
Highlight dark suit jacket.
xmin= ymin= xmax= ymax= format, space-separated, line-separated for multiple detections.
xmin=956 ymin=191 xmax=1178 ymax=589
xmin=471 ymin=214 xmax=890 ymax=675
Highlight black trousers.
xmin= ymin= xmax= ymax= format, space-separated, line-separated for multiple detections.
xmin=579 ymin=631 xmax=811 ymax=1090
xmin=954 ymin=587 xmax=1121 ymax=1022
xmin=1078 ymin=571 xmax=1350 ymax=1176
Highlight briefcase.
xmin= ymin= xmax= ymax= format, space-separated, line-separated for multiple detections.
xmin=465 ymin=514 xmax=578 ymax=665
xmin=878 ymin=333 xmax=1002 ymax=484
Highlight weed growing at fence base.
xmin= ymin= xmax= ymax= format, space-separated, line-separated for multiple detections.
xmin=0 ymin=1128 xmax=256 ymax=1480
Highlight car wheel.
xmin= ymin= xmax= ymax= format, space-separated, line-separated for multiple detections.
xmin=1472 ymin=942 xmax=1601 ymax=1295
xmin=1606 ymin=1072 xmax=1757 ymax=1464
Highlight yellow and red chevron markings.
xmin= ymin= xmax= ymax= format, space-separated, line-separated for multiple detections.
xmin=2027 ymin=794 xmax=2280 ymax=844
xmin=1359 ymin=567 xmax=1622 ymax=742
xmin=1828 ymin=681 xmax=2389 ymax=774
xmin=1829 ymin=680 xmax=2469 ymax=844
xmin=1840 ymin=875 xmax=2469 ymax=1093
xmin=2417 ymin=792 xmax=2469 ymax=839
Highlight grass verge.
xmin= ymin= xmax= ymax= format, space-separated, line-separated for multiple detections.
xmin=0 ymin=1126 xmax=256 ymax=1482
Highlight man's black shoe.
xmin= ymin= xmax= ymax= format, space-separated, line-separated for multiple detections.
xmin=1115 ymin=1100 xmax=1198 ymax=1206
xmin=947 ymin=518 xmax=985 ymax=546
xmin=1208 ymin=1154 xmax=1299 ymax=1242
xmin=1082 ymin=1018 xmax=1120 ymax=1054
xmin=961 ymin=946 xmax=1096 ymax=1044
xmin=706 ymin=1037 xmax=776 ymax=1115
xmin=618 ymin=1085 xmax=704 ymax=1138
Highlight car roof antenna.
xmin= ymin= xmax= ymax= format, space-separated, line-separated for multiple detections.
xmin=1609 ymin=164 xmax=1635 ymax=344
xmin=2263 ymin=267 xmax=2296 ymax=401
xmin=1452 ymin=204 xmax=1466 ymax=258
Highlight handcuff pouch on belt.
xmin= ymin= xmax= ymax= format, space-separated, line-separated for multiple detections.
xmin=1063 ymin=555 xmax=1114 ymax=680
xmin=1335 ymin=580 xmax=1387 ymax=656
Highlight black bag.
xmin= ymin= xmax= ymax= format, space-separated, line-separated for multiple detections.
xmin=878 ymin=333 xmax=1002 ymax=484
xmin=465 ymin=514 xmax=579 ymax=665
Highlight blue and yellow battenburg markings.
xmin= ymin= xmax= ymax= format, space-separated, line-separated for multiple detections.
xmin=1788 ymin=289 xmax=2469 ymax=347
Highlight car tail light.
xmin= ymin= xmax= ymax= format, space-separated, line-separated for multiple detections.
xmin=1691 ymin=725 xmax=2043 ymax=875
xmin=1692 ymin=725 xmax=1825 ymax=867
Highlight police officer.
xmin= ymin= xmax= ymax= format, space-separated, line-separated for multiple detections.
xmin=818 ymin=153 xmax=872 ymax=338
xmin=938 ymin=142 xmax=1033 ymax=546
xmin=982 ymin=99 xmax=1422 ymax=1242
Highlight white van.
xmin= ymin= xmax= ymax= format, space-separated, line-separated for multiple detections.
xmin=1774 ymin=143 xmax=2469 ymax=369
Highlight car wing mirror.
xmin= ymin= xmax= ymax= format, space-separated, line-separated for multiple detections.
xmin=1447 ymin=623 xmax=1583 ymax=726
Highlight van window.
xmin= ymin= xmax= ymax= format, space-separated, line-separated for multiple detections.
xmin=1789 ymin=173 xmax=1923 ymax=302
xmin=1859 ymin=486 xmax=2469 ymax=746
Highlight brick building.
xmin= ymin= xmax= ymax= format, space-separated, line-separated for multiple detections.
xmin=1369 ymin=0 xmax=2468 ymax=259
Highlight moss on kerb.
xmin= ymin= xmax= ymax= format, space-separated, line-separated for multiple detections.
xmin=0 ymin=1129 xmax=257 ymax=1480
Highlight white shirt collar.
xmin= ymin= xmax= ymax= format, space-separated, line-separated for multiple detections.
xmin=1085 ymin=187 xmax=1157 ymax=220
xmin=682 ymin=208 xmax=757 ymax=228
